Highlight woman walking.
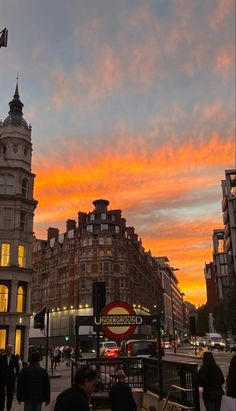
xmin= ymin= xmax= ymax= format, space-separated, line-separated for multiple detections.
xmin=198 ymin=352 xmax=224 ymax=411
xmin=226 ymin=354 xmax=236 ymax=398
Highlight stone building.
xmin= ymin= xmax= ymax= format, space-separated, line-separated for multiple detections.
xmin=0 ymin=83 xmax=37 ymax=359
xmin=31 ymin=199 xmax=164 ymax=346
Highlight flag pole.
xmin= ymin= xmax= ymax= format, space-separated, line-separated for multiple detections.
xmin=45 ymin=308 xmax=49 ymax=372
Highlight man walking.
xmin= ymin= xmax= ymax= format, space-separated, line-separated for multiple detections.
xmin=54 ymin=365 xmax=97 ymax=411
xmin=0 ymin=344 xmax=19 ymax=411
xmin=17 ymin=350 xmax=50 ymax=411
xmin=109 ymin=369 xmax=137 ymax=411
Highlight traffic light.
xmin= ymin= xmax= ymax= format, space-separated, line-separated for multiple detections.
xmin=160 ymin=326 xmax=164 ymax=334
xmin=93 ymin=282 xmax=106 ymax=316
xmin=65 ymin=335 xmax=70 ymax=341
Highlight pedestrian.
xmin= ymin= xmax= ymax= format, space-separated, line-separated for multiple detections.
xmin=54 ymin=365 xmax=97 ymax=411
xmin=17 ymin=350 xmax=50 ymax=411
xmin=53 ymin=346 xmax=59 ymax=369
xmin=0 ymin=344 xmax=19 ymax=411
xmin=198 ymin=351 xmax=224 ymax=411
xmin=109 ymin=369 xmax=137 ymax=411
xmin=226 ymin=354 xmax=236 ymax=398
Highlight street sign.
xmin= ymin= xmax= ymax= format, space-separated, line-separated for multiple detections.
xmin=101 ymin=301 xmax=137 ymax=340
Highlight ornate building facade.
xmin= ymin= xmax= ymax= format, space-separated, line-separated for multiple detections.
xmin=31 ymin=199 xmax=164 ymax=346
xmin=0 ymin=83 xmax=37 ymax=359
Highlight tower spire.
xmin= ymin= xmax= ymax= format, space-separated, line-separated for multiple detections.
xmin=14 ymin=74 xmax=20 ymax=99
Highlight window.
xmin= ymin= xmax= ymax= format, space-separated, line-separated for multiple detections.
xmin=13 ymin=144 xmax=18 ymax=153
xmin=98 ymin=237 xmax=104 ymax=245
xmin=101 ymin=224 xmax=108 ymax=231
xmin=0 ymin=284 xmax=9 ymax=312
xmin=90 ymin=214 xmax=95 ymax=221
xmin=0 ymin=175 xmax=4 ymax=194
xmin=4 ymin=208 xmax=12 ymax=229
xmin=1 ymin=244 xmax=10 ymax=266
xmin=18 ymin=245 xmax=26 ymax=267
xmin=21 ymin=178 xmax=28 ymax=198
xmin=87 ymin=225 xmax=93 ymax=233
xmin=115 ymin=226 xmax=120 ymax=234
xmin=6 ymin=175 xmax=14 ymax=194
xmin=16 ymin=286 xmax=26 ymax=312
xmin=15 ymin=328 xmax=24 ymax=356
xmin=20 ymin=212 xmax=27 ymax=231
xmin=111 ymin=215 xmax=115 ymax=221
xmin=101 ymin=213 xmax=106 ymax=220
xmin=0 ymin=328 xmax=7 ymax=349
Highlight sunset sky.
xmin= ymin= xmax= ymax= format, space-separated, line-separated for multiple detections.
xmin=1 ymin=0 xmax=235 ymax=305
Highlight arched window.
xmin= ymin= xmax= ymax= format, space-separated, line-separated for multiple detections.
xmin=0 ymin=284 xmax=9 ymax=312
xmin=16 ymin=285 xmax=26 ymax=313
xmin=21 ymin=178 xmax=28 ymax=198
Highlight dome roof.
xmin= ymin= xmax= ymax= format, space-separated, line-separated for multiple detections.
xmin=3 ymin=81 xmax=28 ymax=129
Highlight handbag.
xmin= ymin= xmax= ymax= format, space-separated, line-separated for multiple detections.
xmin=220 ymin=395 xmax=236 ymax=411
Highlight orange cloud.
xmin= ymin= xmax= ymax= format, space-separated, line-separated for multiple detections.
xmin=33 ymin=133 xmax=234 ymax=305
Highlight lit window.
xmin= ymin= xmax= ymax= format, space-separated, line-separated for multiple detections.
xmin=4 ymin=208 xmax=12 ymax=229
xmin=17 ymin=286 xmax=26 ymax=312
xmin=101 ymin=213 xmax=106 ymax=220
xmin=18 ymin=245 xmax=26 ymax=267
xmin=21 ymin=178 xmax=28 ymax=198
xmin=20 ymin=212 xmax=27 ymax=231
xmin=1 ymin=243 xmax=10 ymax=266
xmin=101 ymin=224 xmax=108 ymax=231
xmin=0 ymin=329 xmax=7 ymax=349
xmin=0 ymin=284 xmax=9 ymax=312
xmin=15 ymin=329 xmax=23 ymax=356
xmin=6 ymin=175 xmax=14 ymax=194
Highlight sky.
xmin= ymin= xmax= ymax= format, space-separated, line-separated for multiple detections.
xmin=0 ymin=0 xmax=235 ymax=306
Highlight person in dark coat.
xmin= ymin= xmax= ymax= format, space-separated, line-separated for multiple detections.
xmin=17 ymin=350 xmax=50 ymax=411
xmin=226 ymin=354 xmax=236 ymax=398
xmin=198 ymin=351 xmax=224 ymax=411
xmin=109 ymin=369 xmax=137 ymax=411
xmin=0 ymin=344 xmax=19 ymax=411
xmin=54 ymin=365 xmax=97 ymax=411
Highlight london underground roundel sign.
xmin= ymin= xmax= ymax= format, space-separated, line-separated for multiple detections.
xmin=101 ymin=301 xmax=136 ymax=340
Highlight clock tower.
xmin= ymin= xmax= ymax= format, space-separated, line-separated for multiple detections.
xmin=0 ymin=82 xmax=37 ymax=359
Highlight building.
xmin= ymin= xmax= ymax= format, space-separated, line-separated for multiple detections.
xmin=221 ymin=170 xmax=236 ymax=280
xmin=31 ymin=199 xmax=164 ymax=347
xmin=204 ymin=169 xmax=236 ymax=332
xmin=154 ymin=257 xmax=184 ymax=337
xmin=0 ymin=82 xmax=37 ymax=359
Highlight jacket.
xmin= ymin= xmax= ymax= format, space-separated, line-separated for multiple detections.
xmin=198 ymin=364 xmax=224 ymax=401
xmin=17 ymin=364 xmax=50 ymax=403
xmin=0 ymin=354 xmax=19 ymax=384
xmin=109 ymin=381 xmax=137 ymax=411
xmin=54 ymin=386 xmax=90 ymax=411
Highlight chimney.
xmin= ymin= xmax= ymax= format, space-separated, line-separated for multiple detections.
xmin=78 ymin=212 xmax=87 ymax=227
xmin=66 ymin=219 xmax=76 ymax=232
xmin=47 ymin=227 xmax=59 ymax=241
xmin=93 ymin=199 xmax=109 ymax=213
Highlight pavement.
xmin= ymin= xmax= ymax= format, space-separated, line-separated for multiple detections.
xmin=9 ymin=349 xmax=234 ymax=411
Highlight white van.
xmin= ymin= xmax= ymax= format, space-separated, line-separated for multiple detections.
xmin=205 ymin=333 xmax=225 ymax=350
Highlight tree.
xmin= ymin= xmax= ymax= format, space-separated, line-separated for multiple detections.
xmin=213 ymin=282 xmax=236 ymax=335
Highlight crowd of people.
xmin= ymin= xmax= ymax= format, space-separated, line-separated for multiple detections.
xmin=0 ymin=345 xmax=236 ymax=411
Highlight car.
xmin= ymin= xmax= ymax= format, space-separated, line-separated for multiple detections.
xmin=164 ymin=340 xmax=171 ymax=349
xmin=99 ymin=341 xmax=118 ymax=357
xmin=119 ymin=339 xmax=157 ymax=357
xmin=103 ymin=347 xmax=119 ymax=358
xmin=225 ymin=339 xmax=236 ymax=352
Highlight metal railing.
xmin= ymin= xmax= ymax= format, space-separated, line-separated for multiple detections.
xmin=71 ymin=357 xmax=200 ymax=410
xmin=143 ymin=358 xmax=200 ymax=410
